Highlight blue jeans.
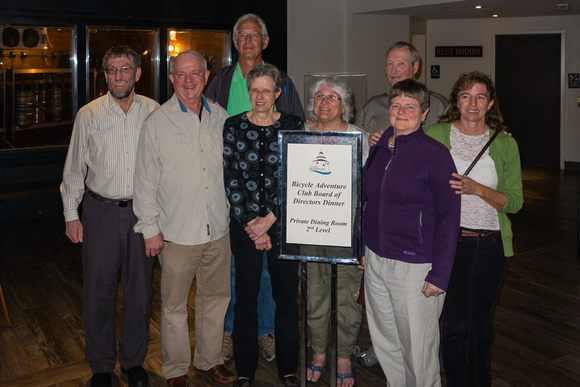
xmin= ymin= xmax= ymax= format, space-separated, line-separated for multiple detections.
xmin=442 ymin=230 xmax=509 ymax=387
xmin=224 ymin=252 xmax=276 ymax=338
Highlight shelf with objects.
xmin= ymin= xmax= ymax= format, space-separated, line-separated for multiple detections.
xmin=0 ymin=26 xmax=76 ymax=150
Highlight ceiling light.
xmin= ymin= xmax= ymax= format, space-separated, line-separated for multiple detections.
xmin=493 ymin=14 xmax=498 ymax=18
xmin=476 ymin=5 xmax=482 ymax=9
xmin=557 ymin=4 xmax=569 ymax=12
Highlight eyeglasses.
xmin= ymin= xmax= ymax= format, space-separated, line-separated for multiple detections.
xmin=237 ymin=32 xmax=264 ymax=41
xmin=389 ymin=103 xmax=418 ymax=112
xmin=250 ymin=88 xmax=278 ymax=96
xmin=105 ymin=66 xmax=135 ymax=75
xmin=460 ymin=71 xmax=491 ymax=79
xmin=173 ymin=71 xmax=204 ymax=80
xmin=314 ymin=93 xmax=342 ymax=102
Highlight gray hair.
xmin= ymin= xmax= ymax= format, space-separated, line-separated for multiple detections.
xmin=102 ymin=46 xmax=141 ymax=69
xmin=386 ymin=41 xmax=421 ymax=65
xmin=233 ymin=13 xmax=268 ymax=42
xmin=246 ymin=63 xmax=282 ymax=91
xmin=307 ymin=77 xmax=354 ymax=123
xmin=169 ymin=50 xmax=207 ymax=73
xmin=389 ymin=79 xmax=430 ymax=113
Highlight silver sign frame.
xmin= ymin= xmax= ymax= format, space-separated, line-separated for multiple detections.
xmin=277 ymin=130 xmax=362 ymax=265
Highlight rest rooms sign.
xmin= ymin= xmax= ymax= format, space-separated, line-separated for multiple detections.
xmin=436 ymin=46 xmax=483 ymax=57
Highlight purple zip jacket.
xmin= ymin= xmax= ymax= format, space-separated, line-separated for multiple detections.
xmin=362 ymin=126 xmax=460 ymax=291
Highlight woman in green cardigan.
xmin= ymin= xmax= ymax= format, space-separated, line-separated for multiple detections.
xmin=426 ymin=71 xmax=523 ymax=387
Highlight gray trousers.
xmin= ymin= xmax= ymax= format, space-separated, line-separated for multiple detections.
xmin=81 ymin=192 xmax=154 ymax=373
xmin=365 ymin=247 xmax=444 ymax=387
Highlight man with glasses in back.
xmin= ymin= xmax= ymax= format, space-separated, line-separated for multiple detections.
xmin=61 ymin=46 xmax=159 ymax=387
xmin=356 ymin=41 xmax=449 ymax=136
xmin=206 ymin=13 xmax=304 ymax=365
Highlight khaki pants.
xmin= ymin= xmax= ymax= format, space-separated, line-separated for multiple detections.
xmin=306 ymin=261 xmax=363 ymax=358
xmin=365 ymin=247 xmax=444 ymax=387
xmin=159 ymin=233 xmax=231 ymax=378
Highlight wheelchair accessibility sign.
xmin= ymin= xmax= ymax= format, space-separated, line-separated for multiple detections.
xmin=431 ymin=65 xmax=440 ymax=79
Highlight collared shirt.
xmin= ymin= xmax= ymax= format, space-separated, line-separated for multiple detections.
xmin=226 ymin=63 xmax=253 ymax=116
xmin=60 ymin=92 xmax=160 ymax=222
xmin=133 ymin=94 xmax=230 ymax=245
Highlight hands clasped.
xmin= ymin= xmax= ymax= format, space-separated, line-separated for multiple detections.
xmin=245 ymin=212 xmax=276 ymax=251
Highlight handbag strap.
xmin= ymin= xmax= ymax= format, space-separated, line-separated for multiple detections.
xmin=463 ymin=129 xmax=500 ymax=176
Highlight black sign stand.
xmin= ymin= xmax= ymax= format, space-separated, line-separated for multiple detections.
xmin=300 ymin=261 xmax=339 ymax=387
xmin=279 ymin=131 xmax=362 ymax=387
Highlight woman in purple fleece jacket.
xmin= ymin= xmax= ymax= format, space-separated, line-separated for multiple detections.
xmin=362 ymin=79 xmax=460 ymax=387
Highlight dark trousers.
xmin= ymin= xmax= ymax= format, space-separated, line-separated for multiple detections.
xmin=230 ymin=219 xmax=299 ymax=380
xmin=442 ymin=231 xmax=509 ymax=387
xmin=82 ymin=192 xmax=154 ymax=373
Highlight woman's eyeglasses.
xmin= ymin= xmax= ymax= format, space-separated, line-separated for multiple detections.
xmin=314 ymin=94 xmax=342 ymax=102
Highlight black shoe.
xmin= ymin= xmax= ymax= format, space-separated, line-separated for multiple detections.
xmin=121 ymin=365 xmax=149 ymax=387
xmin=237 ymin=378 xmax=252 ymax=387
xmin=280 ymin=375 xmax=300 ymax=387
xmin=90 ymin=373 xmax=112 ymax=387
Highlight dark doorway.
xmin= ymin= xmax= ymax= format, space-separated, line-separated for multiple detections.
xmin=495 ymin=34 xmax=561 ymax=168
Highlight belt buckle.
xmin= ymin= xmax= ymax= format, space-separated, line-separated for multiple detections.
xmin=118 ymin=200 xmax=129 ymax=208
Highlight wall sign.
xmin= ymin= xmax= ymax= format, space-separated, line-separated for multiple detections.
xmin=431 ymin=65 xmax=441 ymax=79
xmin=568 ymin=73 xmax=579 ymax=88
xmin=436 ymin=46 xmax=482 ymax=57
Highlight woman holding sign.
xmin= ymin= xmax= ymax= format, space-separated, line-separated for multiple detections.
xmin=362 ymin=79 xmax=460 ymax=386
xmin=303 ymin=77 xmax=368 ymax=387
xmin=223 ymin=63 xmax=304 ymax=387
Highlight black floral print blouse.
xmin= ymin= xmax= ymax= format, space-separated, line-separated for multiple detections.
xmin=223 ymin=111 xmax=304 ymax=226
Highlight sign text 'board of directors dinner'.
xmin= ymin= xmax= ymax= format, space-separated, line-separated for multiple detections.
xmin=286 ymin=143 xmax=352 ymax=247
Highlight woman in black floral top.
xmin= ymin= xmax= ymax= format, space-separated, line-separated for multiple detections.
xmin=223 ymin=63 xmax=303 ymax=387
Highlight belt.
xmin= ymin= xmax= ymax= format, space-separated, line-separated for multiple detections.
xmin=86 ymin=189 xmax=133 ymax=208
xmin=460 ymin=228 xmax=500 ymax=237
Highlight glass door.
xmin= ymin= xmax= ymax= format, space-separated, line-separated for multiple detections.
xmin=88 ymin=27 xmax=159 ymax=103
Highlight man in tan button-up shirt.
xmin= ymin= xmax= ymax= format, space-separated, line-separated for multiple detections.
xmin=134 ymin=50 xmax=235 ymax=387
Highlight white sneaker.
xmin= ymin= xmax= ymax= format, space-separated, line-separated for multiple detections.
xmin=222 ymin=333 xmax=234 ymax=362
xmin=258 ymin=332 xmax=276 ymax=362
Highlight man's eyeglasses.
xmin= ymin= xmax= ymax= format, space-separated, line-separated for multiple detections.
xmin=250 ymin=88 xmax=278 ymax=97
xmin=237 ymin=32 xmax=263 ymax=41
xmin=314 ymin=93 xmax=342 ymax=102
xmin=105 ymin=66 xmax=135 ymax=75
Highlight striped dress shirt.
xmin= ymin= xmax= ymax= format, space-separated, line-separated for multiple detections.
xmin=60 ymin=92 xmax=159 ymax=222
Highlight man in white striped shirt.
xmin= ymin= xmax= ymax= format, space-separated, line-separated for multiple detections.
xmin=60 ymin=46 xmax=159 ymax=387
